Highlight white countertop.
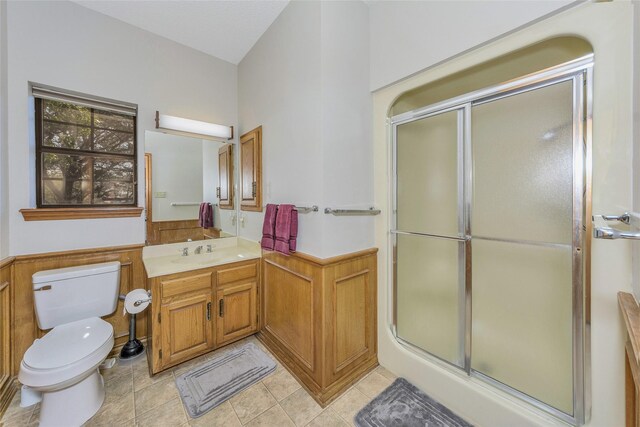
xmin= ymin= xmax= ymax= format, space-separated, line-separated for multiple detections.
xmin=143 ymin=237 xmax=261 ymax=278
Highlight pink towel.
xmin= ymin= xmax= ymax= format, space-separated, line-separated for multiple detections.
xmin=289 ymin=209 xmax=298 ymax=252
xmin=198 ymin=202 xmax=213 ymax=228
xmin=261 ymin=204 xmax=278 ymax=250
xmin=274 ymin=204 xmax=294 ymax=255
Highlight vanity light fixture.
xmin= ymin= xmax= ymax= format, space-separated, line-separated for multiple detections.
xmin=155 ymin=111 xmax=233 ymax=140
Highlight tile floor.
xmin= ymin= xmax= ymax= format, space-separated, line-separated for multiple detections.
xmin=0 ymin=335 xmax=396 ymax=427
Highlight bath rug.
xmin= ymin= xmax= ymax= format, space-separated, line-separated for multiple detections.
xmin=354 ymin=377 xmax=473 ymax=427
xmin=175 ymin=342 xmax=276 ymax=418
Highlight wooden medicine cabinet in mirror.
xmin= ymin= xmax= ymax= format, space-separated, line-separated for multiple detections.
xmin=240 ymin=126 xmax=262 ymax=212
xmin=218 ymin=144 xmax=233 ymax=210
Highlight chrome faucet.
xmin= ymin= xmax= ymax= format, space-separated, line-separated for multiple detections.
xmin=195 ymin=245 xmax=203 ymax=255
xmin=206 ymin=244 xmax=213 ymax=253
xmin=181 ymin=247 xmax=189 ymax=256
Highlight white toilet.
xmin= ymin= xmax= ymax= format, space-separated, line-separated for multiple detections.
xmin=18 ymin=261 xmax=121 ymax=427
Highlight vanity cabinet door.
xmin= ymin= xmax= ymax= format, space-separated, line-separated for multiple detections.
xmin=218 ymin=144 xmax=234 ymax=210
xmin=216 ymin=281 xmax=257 ymax=345
xmin=160 ymin=291 xmax=214 ymax=368
xmin=240 ymin=126 xmax=262 ymax=212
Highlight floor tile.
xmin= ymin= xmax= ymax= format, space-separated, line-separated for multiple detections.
xmin=244 ymin=404 xmax=295 ymax=427
xmin=103 ymin=371 xmax=133 ymax=404
xmin=229 ymin=382 xmax=277 ymax=424
xmin=1 ymin=393 xmax=33 ymax=422
xmin=329 ymin=388 xmax=370 ymax=426
xmin=133 ymin=361 xmax=173 ymax=392
xmin=306 ymin=409 xmax=349 ymax=427
xmin=134 ymin=376 xmax=179 ymax=416
xmin=355 ymin=371 xmax=393 ymax=399
xmin=374 ymin=365 xmax=397 ymax=381
xmin=85 ymin=393 xmax=134 ymax=426
xmin=100 ymin=359 xmax=133 ymax=383
xmin=280 ymin=388 xmax=322 ymax=426
xmin=187 ymin=401 xmax=242 ymax=427
xmin=262 ymin=369 xmax=302 ymax=401
xmin=1 ymin=409 xmax=35 ymax=427
xmin=136 ymin=397 xmax=187 ymax=427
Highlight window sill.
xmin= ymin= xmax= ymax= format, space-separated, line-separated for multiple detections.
xmin=20 ymin=207 xmax=144 ymax=221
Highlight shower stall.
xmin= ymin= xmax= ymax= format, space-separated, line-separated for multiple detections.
xmin=390 ymin=54 xmax=592 ymax=425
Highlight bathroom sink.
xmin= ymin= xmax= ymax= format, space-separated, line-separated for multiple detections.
xmin=142 ymin=237 xmax=262 ymax=278
xmin=171 ymin=254 xmax=225 ymax=265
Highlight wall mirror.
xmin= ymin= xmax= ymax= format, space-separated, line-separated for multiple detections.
xmin=144 ymin=130 xmax=238 ymax=245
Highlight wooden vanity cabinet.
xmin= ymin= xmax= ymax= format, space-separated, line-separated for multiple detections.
xmin=216 ymin=282 xmax=258 ymax=346
xmin=148 ymin=259 xmax=260 ymax=374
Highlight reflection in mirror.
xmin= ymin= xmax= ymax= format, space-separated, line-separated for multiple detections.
xmin=144 ymin=131 xmax=237 ymax=245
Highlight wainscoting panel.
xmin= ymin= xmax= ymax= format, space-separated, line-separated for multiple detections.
xmin=12 ymin=244 xmax=146 ymax=375
xmin=0 ymin=258 xmax=16 ymax=416
xmin=263 ymin=260 xmax=315 ymax=371
xmin=258 ymin=248 xmax=378 ymax=407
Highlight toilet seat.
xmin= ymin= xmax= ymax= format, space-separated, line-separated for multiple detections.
xmin=19 ymin=317 xmax=114 ymax=389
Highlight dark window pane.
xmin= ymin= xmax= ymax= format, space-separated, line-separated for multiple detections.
xmin=94 ymin=158 xmax=134 ymax=182
xmin=94 ymin=110 xmax=134 ymax=132
xmin=93 ymin=181 xmax=134 ymax=205
xmin=41 ymin=153 xmax=92 ymax=205
xmin=94 ymin=129 xmax=134 ymax=154
xmin=37 ymin=97 xmax=137 ymax=207
xmin=43 ymin=122 xmax=91 ymax=151
xmin=42 ymin=99 xmax=91 ymax=125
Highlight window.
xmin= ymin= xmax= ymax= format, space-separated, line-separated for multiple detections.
xmin=35 ymin=97 xmax=137 ymax=207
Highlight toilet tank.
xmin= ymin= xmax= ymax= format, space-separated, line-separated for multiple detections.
xmin=32 ymin=261 xmax=121 ymax=330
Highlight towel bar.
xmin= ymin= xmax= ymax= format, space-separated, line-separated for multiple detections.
xmin=593 ymin=213 xmax=640 ymax=239
xmin=294 ymin=205 xmax=319 ymax=213
xmin=171 ymin=202 xmax=216 ymax=207
xmin=262 ymin=205 xmax=318 ymax=213
xmin=324 ymin=207 xmax=381 ymax=216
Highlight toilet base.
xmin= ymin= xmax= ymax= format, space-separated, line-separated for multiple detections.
xmin=40 ymin=369 xmax=105 ymax=427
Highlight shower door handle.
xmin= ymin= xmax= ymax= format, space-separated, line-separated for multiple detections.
xmin=593 ymin=213 xmax=640 ymax=239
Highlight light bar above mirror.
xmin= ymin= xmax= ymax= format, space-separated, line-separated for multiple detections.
xmin=155 ymin=111 xmax=233 ymax=141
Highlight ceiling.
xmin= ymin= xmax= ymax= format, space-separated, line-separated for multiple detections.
xmin=73 ymin=0 xmax=290 ymax=64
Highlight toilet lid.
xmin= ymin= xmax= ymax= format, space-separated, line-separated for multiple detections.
xmin=24 ymin=317 xmax=113 ymax=370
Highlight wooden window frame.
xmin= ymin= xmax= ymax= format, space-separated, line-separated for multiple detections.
xmin=32 ymin=97 xmax=139 ymax=214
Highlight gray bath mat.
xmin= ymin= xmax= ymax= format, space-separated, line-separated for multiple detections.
xmin=355 ymin=378 xmax=473 ymax=427
xmin=175 ymin=342 xmax=276 ymax=418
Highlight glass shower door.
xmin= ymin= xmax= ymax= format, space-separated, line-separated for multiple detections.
xmin=394 ymin=109 xmax=466 ymax=367
xmin=470 ymin=79 xmax=579 ymax=416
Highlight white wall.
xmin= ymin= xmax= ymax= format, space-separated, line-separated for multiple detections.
xmin=5 ymin=1 xmax=237 ymax=255
xmin=632 ymin=0 xmax=640 ymax=299
xmin=0 ymin=1 xmax=8 ymax=260
xmin=320 ymin=0 xmax=373 ymax=257
xmin=374 ymin=2 xmax=633 ymax=426
xmin=368 ymin=0 xmax=575 ymax=91
xmin=238 ymin=1 xmax=324 ymax=254
xmin=238 ymin=0 xmax=372 ymax=258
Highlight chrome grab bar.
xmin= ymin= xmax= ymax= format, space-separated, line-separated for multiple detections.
xmin=324 ymin=207 xmax=381 ymax=216
xmin=593 ymin=213 xmax=640 ymax=239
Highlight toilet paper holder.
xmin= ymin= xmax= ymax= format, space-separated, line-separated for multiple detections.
xmin=133 ymin=293 xmax=151 ymax=307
